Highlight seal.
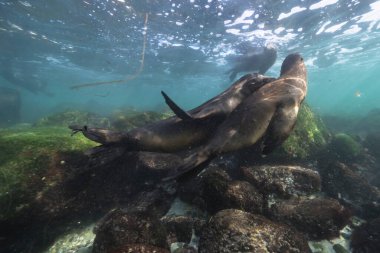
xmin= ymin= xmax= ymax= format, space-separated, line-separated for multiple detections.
xmin=226 ymin=44 xmax=277 ymax=81
xmin=164 ymin=53 xmax=307 ymax=180
xmin=70 ymin=73 xmax=276 ymax=152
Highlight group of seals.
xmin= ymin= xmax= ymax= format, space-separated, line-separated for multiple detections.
xmin=70 ymin=73 xmax=276 ymax=152
xmin=70 ymin=53 xmax=307 ymax=180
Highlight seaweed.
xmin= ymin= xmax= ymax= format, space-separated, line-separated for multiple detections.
xmin=0 ymin=126 xmax=96 ymax=220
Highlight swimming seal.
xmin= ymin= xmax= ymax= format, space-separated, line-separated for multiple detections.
xmin=70 ymin=73 xmax=275 ymax=152
xmin=164 ymin=53 xmax=307 ymax=180
xmin=226 ymin=44 xmax=277 ymax=81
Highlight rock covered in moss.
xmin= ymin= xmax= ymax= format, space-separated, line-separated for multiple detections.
xmin=160 ymin=215 xmax=205 ymax=245
xmin=35 ymin=110 xmax=109 ymax=128
xmin=43 ymin=223 xmax=95 ymax=253
xmin=328 ymin=133 xmax=363 ymax=162
xmin=279 ymin=103 xmax=330 ymax=159
xmin=178 ymin=168 xmax=264 ymax=214
xmin=319 ymin=162 xmax=380 ymax=207
xmin=269 ymin=197 xmax=351 ymax=240
xmin=92 ymin=209 xmax=168 ymax=253
xmin=351 ymin=217 xmax=380 ymax=253
xmin=199 ymin=209 xmax=311 ymax=253
xmin=364 ymin=132 xmax=380 ymax=158
xmin=0 ymin=126 xmax=96 ymax=221
xmin=241 ymin=165 xmax=321 ymax=197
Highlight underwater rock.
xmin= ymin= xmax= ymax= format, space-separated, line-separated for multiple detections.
xmin=319 ymin=162 xmax=380 ymax=210
xmin=0 ymin=126 xmax=96 ymax=222
xmin=92 ymin=209 xmax=168 ymax=253
xmin=269 ymin=197 xmax=351 ymax=240
xmin=133 ymin=151 xmax=185 ymax=180
xmin=107 ymin=244 xmax=170 ymax=253
xmin=0 ymin=86 xmax=21 ymax=126
xmin=178 ymin=168 xmax=264 ymax=214
xmin=35 ymin=110 xmax=110 ymax=128
xmin=354 ymin=108 xmax=380 ymax=135
xmin=277 ymin=103 xmax=330 ymax=160
xmin=160 ymin=216 xmax=205 ymax=245
xmin=43 ymin=223 xmax=95 ymax=253
xmin=350 ymin=217 xmax=380 ymax=253
xmin=241 ymin=165 xmax=321 ymax=198
xmin=328 ymin=133 xmax=363 ymax=162
xmin=365 ymin=132 xmax=380 ymax=159
xmin=123 ymin=187 xmax=175 ymax=218
xmin=198 ymin=209 xmax=311 ymax=253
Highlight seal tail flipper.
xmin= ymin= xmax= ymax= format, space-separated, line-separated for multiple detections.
xmin=162 ymin=149 xmax=214 ymax=181
xmin=161 ymin=91 xmax=193 ymax=121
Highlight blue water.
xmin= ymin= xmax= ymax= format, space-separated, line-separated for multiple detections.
xmin=0 ymin=0 xmax=379 ymax=121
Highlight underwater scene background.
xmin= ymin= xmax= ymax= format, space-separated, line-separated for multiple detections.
xmin=1 ymin=0 xmax=380 ymax=253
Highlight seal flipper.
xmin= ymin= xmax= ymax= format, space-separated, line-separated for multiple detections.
xmin=161 ymin=91 xmax=193 ymax=121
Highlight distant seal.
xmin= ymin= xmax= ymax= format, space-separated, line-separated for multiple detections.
xmin=165 ymin=53 xmax=307 ymax=180
xmin=70 ymin=73 xmax=275 ymax=152
xmin=226 ymin=44 xmax=277 ymax=81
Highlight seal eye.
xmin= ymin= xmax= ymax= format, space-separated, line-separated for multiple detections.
xmin=301 ymin=57 xmax=304 ymax=61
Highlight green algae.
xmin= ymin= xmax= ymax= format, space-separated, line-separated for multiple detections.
xmin=0 ymin=126 xmax=97 ymax=220
xmin=281 ymin=103 xmax=330 ymax=159
xmin=329 ymin=133 xmax=363 ymax=161
xmin=111 ymin=109 xmax=173 ymax=130
xmin=35 ymin=110 xmax=110 ymax=128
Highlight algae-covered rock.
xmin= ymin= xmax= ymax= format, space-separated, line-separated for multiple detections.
xmin=35 ymin=110 xmax=110 ymax=128
xmin=199 ymin=209 xmax=311 ymax=253
xmin=0 ymin=126 xmax=97 ymax=221
xmin=269 ymin=197 xmax=351 ymax=240
xmin=43 ymin=223 xmax=95 ymax=253
xmin=280 ymin=103 xmax=330 ymax=159
xmin=328 ymin=133 xmax=363 ymax=162
xmin=241 ymin=165 xmax=321 ymax=198
xmin=110 ymin=108 xmax=173 ymax=131
xmin=92 ymin=209 xmax=168 ymax=253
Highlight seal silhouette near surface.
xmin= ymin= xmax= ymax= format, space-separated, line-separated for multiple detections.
xmin=226 ymin=44 xmax=277 ymax=81
xmin=165 ymin=53 xmax=307 ymax=180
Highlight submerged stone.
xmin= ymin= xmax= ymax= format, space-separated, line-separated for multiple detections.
xmin=199 ymin=209 xmax=311 ymax=253
xmin=0 ymin=126 xmax=96 ymax=221
xmin=92 ymin=209 xmax=168 ymax=253
xmin=269 ymin=197 xmax=351 ymax=240
xmin=279 ymin=103 xmax=330 ymax=159
xmin=328 ymin=133 xmax=363 ymax=162
xmin=351 ymin=218 xmax=380 ymax=253
xmin=241 ymin=165 xmax=321 ymax=197
xmin=319 ymin=162 xmax=380 ymax=209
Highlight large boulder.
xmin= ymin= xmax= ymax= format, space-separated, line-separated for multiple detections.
xmin=178 ymin=168 xmax=264 ymax=214
xmin=92 ymin=209 xmax=168 ymax=253
xmin=351 ymin=217 xmax=380 ymax=253
xmin=319 ymin=162 xmax=380 ymax=208
xmin=269 ymin=197 xmax=351 ymax=240
xmin=241 ymin=165 xmax=321 ymax=197
xmin=0 ymin=86 xmax=21 ymax=126
xmin=199 ymin=209 xmax=311 ymax=253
